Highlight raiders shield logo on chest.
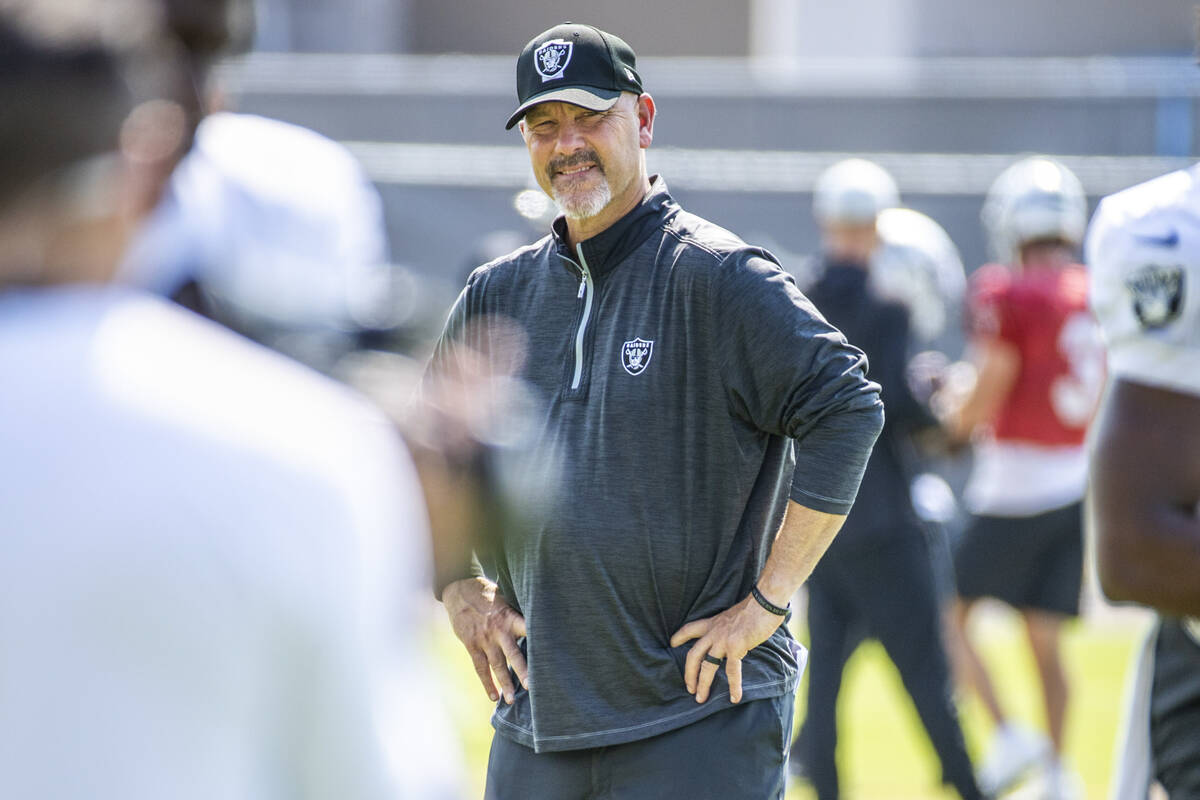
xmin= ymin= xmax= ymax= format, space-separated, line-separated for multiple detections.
xmin=621 ymin=338 xmax=654 ymax=376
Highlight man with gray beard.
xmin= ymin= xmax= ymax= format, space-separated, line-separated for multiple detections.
xmin=429 ymin=22 xmax=885 ymax=798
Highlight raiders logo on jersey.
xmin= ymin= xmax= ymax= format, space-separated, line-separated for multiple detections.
xmin=1126 ymin=265 xmax=1184 ymax=330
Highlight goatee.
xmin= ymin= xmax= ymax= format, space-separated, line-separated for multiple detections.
xmin=548 ymin=149 xmax=611 ymax=220
xmin=554 ymin=181 xmax=612 ymax=220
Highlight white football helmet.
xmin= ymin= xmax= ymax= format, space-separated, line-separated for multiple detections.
xmin=981 ymin=157 xmax=1087 ymax=263
xmin=872 ymin=207 xmax=966 ymax=342
xmin=813 ymin=158 xmax=900 ymax=224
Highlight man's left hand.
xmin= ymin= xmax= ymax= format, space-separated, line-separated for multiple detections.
xmin=669 ymin=594 xmax=784 ymax=704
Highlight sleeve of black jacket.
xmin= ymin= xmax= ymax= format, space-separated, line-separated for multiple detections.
xmin=714 ymin=252 xmax=885 ymax=515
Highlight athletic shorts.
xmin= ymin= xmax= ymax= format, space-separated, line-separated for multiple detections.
xmin=1150 ymin=618 xmax=1200 ymax=795
xmin=1111 ymin=617 xmax=1200 ymax=799
xmin=484 ymin=693 xmax=794 ymax=800
xmin=954 ymin=501 xmax=1083 ymax=616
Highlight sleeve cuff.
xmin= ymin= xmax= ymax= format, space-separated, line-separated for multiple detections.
xmin=788 ymin=399 xmax=883 ymax=516
xmin=788 ymin=484 xmax=854 ymax=516
xmin=433 ymin=554 xmax=484 ymax=601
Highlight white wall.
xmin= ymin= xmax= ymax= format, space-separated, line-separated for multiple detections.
xmin=751 ymin=0 xmax=1191 ymax=59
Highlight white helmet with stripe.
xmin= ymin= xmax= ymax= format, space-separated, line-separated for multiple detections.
xmin=813 ymin=158 xmax=899 ymax=224
xmin=982 ymin=156 xmax=1087 ymax=263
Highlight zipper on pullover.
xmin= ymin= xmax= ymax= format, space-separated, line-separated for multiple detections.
xmin=563 ymin=244 xmax=595 ymax=393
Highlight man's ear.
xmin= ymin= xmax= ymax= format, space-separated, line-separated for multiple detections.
xmin=636 ymin=93 xmax=656 ymax=149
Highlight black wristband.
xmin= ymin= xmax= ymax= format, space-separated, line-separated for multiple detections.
xmin=751 ymin=585 xmax=789 ymax=616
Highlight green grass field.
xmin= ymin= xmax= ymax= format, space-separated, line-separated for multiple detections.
xmin=429 ymin=604 xmax=1146 ymax=799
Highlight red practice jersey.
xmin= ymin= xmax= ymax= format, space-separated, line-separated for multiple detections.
xmin=966 ymin=256 xmax=1104 ymax=447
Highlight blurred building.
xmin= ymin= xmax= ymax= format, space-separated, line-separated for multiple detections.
xmin=257 ymin=0 xmax=1188 ymax=57
xmin=236 ymin=0 xmax=1198 ymax=338
xmin=770 ymin=0 xmax=1188 ymax=58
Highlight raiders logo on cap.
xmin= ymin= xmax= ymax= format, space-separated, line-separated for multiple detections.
xmin=506 ymin=23 xmax=643 ymax=130
xmin=534 ymin=39 xmax=572 ymax=82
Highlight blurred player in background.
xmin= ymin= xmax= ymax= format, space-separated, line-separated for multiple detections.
xmin=788 ymin=160 xmax=983 ymax=800
xmin=0 ymin=2 xmax=459 ymax=797
xmin=1087 ymin=161 xmax=1200 ymax=798
xmin=118 ymin=0 xmax=404 ymax=373
xmin=941 ymin=157 xmax=1104 ymax=799
xmin=873 ymin=206 xmax=969 ymax=348
xmin=874 ymin=206 xmax=970 ymax=607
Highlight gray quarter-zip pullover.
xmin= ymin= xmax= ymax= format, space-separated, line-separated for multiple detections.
xmin=432 ymin=177 xmax=883 ymax=753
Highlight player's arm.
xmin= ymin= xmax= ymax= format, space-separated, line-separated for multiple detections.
xmin=938 ymin=264 xmax=1022 ymax=442
xmin=943 ymin=336 xmax=1020 ymax=444
xmin=1085 ymin=184 xmax=1200 ymax=616
xmin=1088 ymin=378 xmax=1200 ymax=617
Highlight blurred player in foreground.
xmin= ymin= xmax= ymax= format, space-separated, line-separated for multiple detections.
xmin=941 ymin=157 xmax=1104 ymax=799
xmin=118 ymin=0 xmax=403 ymax=373
xmin=789 ymin=160 xmax=983 ymax=800
xmin=1087 ymin=161 xmax=1200 ymax=798
xmin=0 ymin=3 xmax=458 ymax=797
xmin=120 ymin=110 xmax=400 ymax=370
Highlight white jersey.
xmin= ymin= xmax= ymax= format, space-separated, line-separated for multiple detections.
xmin=1087 ymin=163 xmax=1200 ymax=397
xmin=119 ymin=112 xmax=391 ymax=331
xmin=1088 ymin=166 xmax=1200 ymax=800
xmin=0 ymin=287 xmax=458 ymax=800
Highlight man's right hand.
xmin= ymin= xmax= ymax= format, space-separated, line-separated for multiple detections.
xmin=442 ymin=576 xmax=528 ymax=704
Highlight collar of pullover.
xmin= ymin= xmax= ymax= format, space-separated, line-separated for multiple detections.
xmin=551 ymin=175 xmax=676 ymax=277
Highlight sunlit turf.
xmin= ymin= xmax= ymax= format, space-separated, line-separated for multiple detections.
xmin=427 ymin=603 xmax=1146 ymax=799
xmin=786 ymin=605 xmax=1144 ymax=799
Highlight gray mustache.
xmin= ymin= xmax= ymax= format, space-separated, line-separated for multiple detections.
xmin=548 ymin=151 xmax=603 ymax=178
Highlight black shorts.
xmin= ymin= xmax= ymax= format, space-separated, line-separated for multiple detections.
xmin=1151 ymin=618 xmax=1200 ymax=795
xmin=484 ymin=693 xmax=793 ymax=799
xmin=954 ymin=501 xmax=1083 ymax=616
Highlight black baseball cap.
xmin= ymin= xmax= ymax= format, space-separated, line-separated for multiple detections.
xmin=505 ymin=22 xmax=643 ymax=130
